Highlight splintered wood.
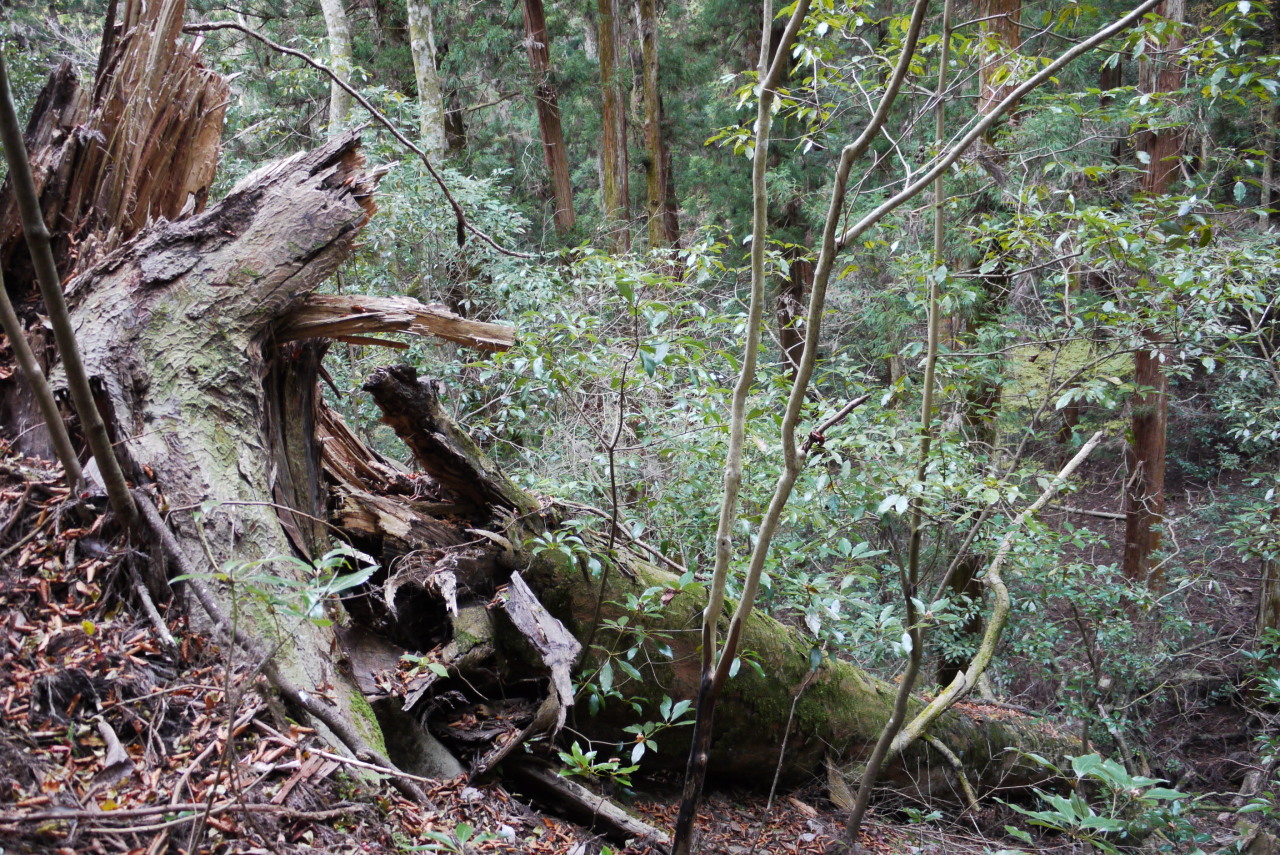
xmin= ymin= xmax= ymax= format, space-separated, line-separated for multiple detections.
xmin=278 ymin=294 xmax=516 ymax=352
xmin=0 ymin=0 xmax=228 ymax=289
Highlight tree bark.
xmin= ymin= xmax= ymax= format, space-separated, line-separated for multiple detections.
xmin=406 ymin=0 xmax=447 ymax=156
xmin=1124 ymin=0 xmax=1184 ymax=586
xmin=1124 ymin=340 xmax=1170 ymax=584
xmin=977 ymin=0 xmax=1022 ymax=118
xmin=638 ymin=0 xmax=675 ymax=249
xmin=597 ymin=0 xmax=630 ymax=251
xmin=776 ymin=252 xmax=811 ymax=375
xmin=318 ymin=0 xmax=355 ymax=132
xmin=521 ymin=0 xmax=576 ymax=234
xmin=1138 ymin=0 xmax=1187 ymax=196
xmin=64 ymin=131 xmax=385 ymax=754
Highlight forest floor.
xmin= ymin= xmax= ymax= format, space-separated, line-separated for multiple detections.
xmin=0 ymin=447 xmax=954 ymax=855
xmin=0 ymin=442 xmax=1269 ymax=854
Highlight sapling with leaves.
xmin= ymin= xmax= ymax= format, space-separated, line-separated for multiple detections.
xmin=669 ymin=2 xmax=1166 ymax=851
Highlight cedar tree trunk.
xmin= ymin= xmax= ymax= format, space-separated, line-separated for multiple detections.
xmin=521 ymin=0 xmax=576 ymax=234
xmin=597 ymin=0 xmax=630 ymax=251
xmin=1125 ymin=0 xmax=1184 ymax=585
xmin=638 ymin=0 xmax=675 ymax=248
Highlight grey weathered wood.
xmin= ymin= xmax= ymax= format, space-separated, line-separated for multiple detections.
xmin=66 ymin=131 xmax=383 ymax=752
xmin=501 ymin=570 xmax=582 ymax=734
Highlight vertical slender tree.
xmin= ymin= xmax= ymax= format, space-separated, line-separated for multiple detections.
xmin=521 ymin=0 xmax=576 ymax=233
xmin=598 ymin=0 xmax=630 ymax=250
xmin=1259 ymin=2 xmax=1278 ymax=230
xmin=318 ymin=0 xmax=354 ymax=131
xmin=638 ymin=0 xmax=675 ymax=248
xmin=977 ymin=0 xmax=1022 ymax=116
xmin=406 ymin=0 xmax=447 ymax=156
xmin=1124 ymin=0 xmax=1185 ymax=586
xmin=938 ymin=0 xmax=1022 ymax=686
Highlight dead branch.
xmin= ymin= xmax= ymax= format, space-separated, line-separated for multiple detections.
xmin=278 ymin=294 xmax=515 ymax=352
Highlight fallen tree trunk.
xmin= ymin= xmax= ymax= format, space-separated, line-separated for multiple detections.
xmin=347 ymin=364 xmax=1078 ymax=799
xmin=5 ymin=6 xmax=1072 ymax=808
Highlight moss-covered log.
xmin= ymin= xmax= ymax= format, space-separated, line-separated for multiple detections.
xmin=356 ymin=365 xmax=1077 ymax=800
xmin=523 ymin=539 xmax=1072 ymax=795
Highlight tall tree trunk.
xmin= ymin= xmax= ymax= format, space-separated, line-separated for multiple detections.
xmin=638 ymin=0 xmax=674 ymax=248
xmin=1258 ymin=504 xmax=1280 ymax=643
xmin=1138 ymin=0 xmax=1187 ymax=196
xmin=318 ymin=0 xmax=354 ymax=132
xmin=977 ymin=0 xmax=1022 ymax=118
xmin=776 ymin=251 xmax=811 ymax=375
xmin=406 ymin=0 xmax=447 ymax=156
xmin=445 ymin=89 xmax=467 ymax=152
xmin=521 ymin=0 xmax=575 ymax=233
xmin=1124 ymin=0 xmax=1184 ymax=586
xmin=1124 ymin=341 xmax=1170 ymax=583
xmin=597 ymin=0 xmax=630 ymax=251
xmin=1260 ymin=4 xmax=1279 ymax=231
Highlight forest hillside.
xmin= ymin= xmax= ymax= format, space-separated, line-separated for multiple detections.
xmin=0 ymin=1 xmax=1278 ymax=854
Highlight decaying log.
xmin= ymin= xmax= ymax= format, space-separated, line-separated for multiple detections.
xmin=500 ymin=570 xmax=581 ymax=735
xmin=362 ymin=364 xmax=539 ymax=515
xmin=63 ymin=130 xmax=386 ymax=757
xmin=351 ymin=367 xmax=1078 ymax=802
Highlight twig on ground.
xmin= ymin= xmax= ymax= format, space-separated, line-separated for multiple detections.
xmin=0 ymin=509 xmax=50 ymax=561
xmin=126 ymin=563 xmax=178 ymax=656
xmin=9 ymin=801 xmax=358 ymax=824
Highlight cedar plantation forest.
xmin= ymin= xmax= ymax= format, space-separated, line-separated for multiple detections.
xmin=1 ymin=0 xmax=1279 ymax=853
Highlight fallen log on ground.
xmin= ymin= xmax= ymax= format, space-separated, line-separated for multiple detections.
xmin=342 ymin=363 xmax=1078 ymax=800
